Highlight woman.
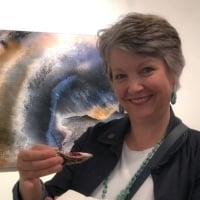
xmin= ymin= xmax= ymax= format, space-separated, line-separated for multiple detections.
xmin=13 ymin=12 xmax=200 ymax=200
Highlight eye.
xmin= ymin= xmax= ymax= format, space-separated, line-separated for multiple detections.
xmin=141 ymin=66 xmax=154 ymax=75
xmin=113 ymin=73 xmax=127 ymax=80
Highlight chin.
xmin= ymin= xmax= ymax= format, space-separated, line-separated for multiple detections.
xmin=129 ymin=109 xmax=155 ymax=122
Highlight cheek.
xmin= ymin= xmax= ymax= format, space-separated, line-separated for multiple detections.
xmin=157 ymin=79 xmax=173 ymax=100
xmin=113 ymin=86 xmax=126 ymax=101
xmin=153 ymin=71 xmax=173 ymax=90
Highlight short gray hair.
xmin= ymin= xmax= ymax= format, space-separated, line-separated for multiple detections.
xmin=97 ymin=12 xmax=185 ymax=89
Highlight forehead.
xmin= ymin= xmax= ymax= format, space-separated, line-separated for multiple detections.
xmin=109 ymin=48 xmax=165 ymax=68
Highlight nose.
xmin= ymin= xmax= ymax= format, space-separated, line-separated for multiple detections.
xmin=127 ymin=78 xmax=144 ymax=93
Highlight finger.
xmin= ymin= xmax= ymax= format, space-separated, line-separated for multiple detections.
xmin=17 ymin=154 xmax=63 ymax=170
xmin=18 ymin=146 xmax=58 ymax=162
xmin=19 ymin=162 xmax=63 ymax=180
xmin=30 ymin=144 xmax=58 ymax=151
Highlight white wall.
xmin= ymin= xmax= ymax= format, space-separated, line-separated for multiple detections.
xmin=0 ymin=0 xmax=200 ymax=199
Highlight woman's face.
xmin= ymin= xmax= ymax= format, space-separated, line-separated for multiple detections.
xmin=109 ymin=48 xmax=174 ymax=123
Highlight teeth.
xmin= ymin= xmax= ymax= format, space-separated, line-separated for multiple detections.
xmin=131 ymin=96 xmax=150 ymax=104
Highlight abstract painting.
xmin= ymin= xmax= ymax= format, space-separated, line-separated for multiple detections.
xmin=0 ymin=30 xmax=123 ymax=169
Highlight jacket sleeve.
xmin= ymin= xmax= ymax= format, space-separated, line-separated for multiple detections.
xmin=191 ymin=155 xmax=200 ymax=199
xmin=12 ymin=180 xmax=48 ymax=200
xmin=44 ymin=125 xmax=102 ymax=197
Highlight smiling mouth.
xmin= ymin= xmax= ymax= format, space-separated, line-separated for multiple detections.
xmin=130 ymin=95 xmax=153 ymax=105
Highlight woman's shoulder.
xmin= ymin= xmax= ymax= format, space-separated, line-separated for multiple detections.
xmin=184 ymin=126 xmax=200 ymax=153
xmin=92 ymin=115 xmax=129 ymax=130
xmin=73 ymin=115 xmax=129 ymax=146
xmin=187 ymin=126 xmax=200 ymax=140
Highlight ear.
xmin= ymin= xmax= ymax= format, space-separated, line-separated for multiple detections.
xmin=170 ymin=75 xmax=177 ymax=105
xmin=168 ymin=72 xmax=176 ymax=90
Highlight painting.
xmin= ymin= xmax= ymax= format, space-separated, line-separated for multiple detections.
xmin=0 ymin=30 xmax=123 ymax=169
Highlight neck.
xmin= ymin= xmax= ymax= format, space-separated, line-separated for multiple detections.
xmin=126 ymin=109 xmax=170 ymax=151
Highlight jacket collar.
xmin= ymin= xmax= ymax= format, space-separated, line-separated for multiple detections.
xmin=96 ymin=115 xmax=130 ymax=158
xmin=97 ymin=115 xmax=130 ymax=145
xmin=95 ymin=107 xmax=186 ymax=161
xmin=96 ymin=107 xmax=181 ymax=144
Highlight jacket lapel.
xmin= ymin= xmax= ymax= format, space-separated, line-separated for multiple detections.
xmin=72 ymin=116 xmax=130 ymax=195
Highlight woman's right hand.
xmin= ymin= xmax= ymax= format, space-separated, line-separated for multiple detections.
xmin=17 ymin=144 xmax=64 ymax=183
xmin=16 ymin=144 xmax=64 ymax=200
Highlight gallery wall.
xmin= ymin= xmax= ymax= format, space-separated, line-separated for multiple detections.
xmin=0 ymin=0 xmax=199 ymax=199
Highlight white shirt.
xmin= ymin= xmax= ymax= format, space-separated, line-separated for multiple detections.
xmin=92 ymin=142 xmax=154 ymax=200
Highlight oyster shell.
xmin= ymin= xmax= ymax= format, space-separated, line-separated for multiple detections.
xmin=57 ymin=151 xmax=93 ymax=165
